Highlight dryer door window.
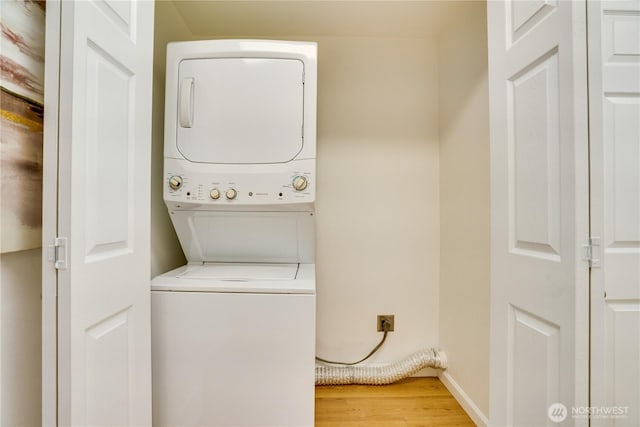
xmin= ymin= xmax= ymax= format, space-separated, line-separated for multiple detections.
xmin=176 ymin=58 xmax=304 ymax=164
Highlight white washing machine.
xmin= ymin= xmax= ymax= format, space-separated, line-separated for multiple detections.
xmin=152 ymin=40 xmax=317 ymax=427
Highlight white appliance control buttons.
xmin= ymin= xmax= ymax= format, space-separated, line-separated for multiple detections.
xmin=169 ymin=175 xmax=183 ymax=190
xmin=292 ymin=176 xmax=308 ymax=191
xmin=226 ymin=188 xmax=237 ymax=200
xmin=209 ymin=189 xmax=221 ymax=200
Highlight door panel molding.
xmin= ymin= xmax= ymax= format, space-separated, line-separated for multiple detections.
xmin=489 ymin=1 xmax=590 ymax=425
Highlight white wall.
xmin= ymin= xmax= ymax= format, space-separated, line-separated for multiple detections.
xmin=0 ymin=249 xmax=42 ymax=426
xmin=437 ymin=2 xmax=490 ymax=421
xmin=314 ymin=36 xmax=441 ymax=365
xmin=152 ymin=5 xmax=493 ymax=390
xmin=150 ymin=0 xmax=191 ymax=277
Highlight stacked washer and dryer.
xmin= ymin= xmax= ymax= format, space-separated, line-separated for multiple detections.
xmin=151 ymin=40 xmax=317 ymax=426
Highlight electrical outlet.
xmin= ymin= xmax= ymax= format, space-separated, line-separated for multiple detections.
xmin=377 ymin=314 xmax=395 ymax=332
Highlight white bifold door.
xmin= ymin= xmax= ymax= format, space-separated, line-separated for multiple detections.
xmin=490 ymin=0 xmax=640 ymax=426
xmin=488 ymin=1 xmax=590 ymax=426
xmin=42 ymin=1 xmax=154 ymax=425
xmin=589 ymin=1 xmax=640 ymax=426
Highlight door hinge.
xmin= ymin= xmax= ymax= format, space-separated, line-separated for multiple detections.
xmin=582 ymin=237 xmax=600 ymax=268
xmin=48 ymin=237 xmax=68 ymax=270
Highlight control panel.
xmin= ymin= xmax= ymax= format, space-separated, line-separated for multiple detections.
xmin=164 ymin=158 xmax=315 ymax=206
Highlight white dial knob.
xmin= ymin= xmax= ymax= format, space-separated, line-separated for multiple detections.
xmin=292 ymin=176 xmax=308 ymax=191
xmin=169 ymin=175 xmax=183 ymax=190
xmin=209 ymin=189 xmax=221 ymax=200
xmin=225 ymin=188 xmax=237 ymax=200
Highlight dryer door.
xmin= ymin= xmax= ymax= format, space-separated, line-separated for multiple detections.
xmin=176 ymin=58 xmax=304 ymax=164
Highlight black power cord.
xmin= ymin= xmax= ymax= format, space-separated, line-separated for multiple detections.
xmin=315 ymin=319 xmax=391 ymax=365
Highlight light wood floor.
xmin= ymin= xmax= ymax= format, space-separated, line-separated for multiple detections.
xmin=315 ymin=377 xmax=475 ymax=427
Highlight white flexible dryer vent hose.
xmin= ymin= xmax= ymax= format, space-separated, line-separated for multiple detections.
xmin=315 ymin=348 xmax=448 ymax=386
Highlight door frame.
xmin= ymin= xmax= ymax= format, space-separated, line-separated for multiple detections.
xmin=42 ymin=0 xmax=61 ymax=424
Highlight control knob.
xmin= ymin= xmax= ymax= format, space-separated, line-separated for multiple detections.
xmin=209 ymin=189 xmax=221 ymax=200
xmin=292 ymin=176 xmax=308 ymax=191
xmin=226 ymin=188 xmax=237 ymax=200
xmin=168 ymin=175 xmax=183 ymax=190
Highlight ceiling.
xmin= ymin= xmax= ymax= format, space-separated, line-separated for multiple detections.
xmin=171 ymin=1 xmax=472 ymax=39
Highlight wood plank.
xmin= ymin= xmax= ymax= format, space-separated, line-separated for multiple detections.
xmin=315 ymin=377 xmax=475 ymax=426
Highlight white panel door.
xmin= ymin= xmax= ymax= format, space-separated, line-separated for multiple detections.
xmin=488 ymin=1 xmax=590 ymax=426
xmin=589 ymin=1 xmax=640 ymax=426
xmin=42 ymin=0 xmax=154 ymax=425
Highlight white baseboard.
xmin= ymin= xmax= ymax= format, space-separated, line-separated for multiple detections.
xmin=438 ymin=371 xmax=489 ymax=427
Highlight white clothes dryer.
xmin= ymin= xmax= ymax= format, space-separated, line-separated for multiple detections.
xmin=152 ymin=40 xmax=317 ymax=427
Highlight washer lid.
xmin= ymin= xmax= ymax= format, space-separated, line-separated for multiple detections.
xmin=176 ymin=57 xmax=304 ymax=164
xmin=176 ymin=263 xmax=298 ymax=281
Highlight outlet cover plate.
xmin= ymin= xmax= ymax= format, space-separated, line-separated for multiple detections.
xmin=377 ymin=314 xmax=395 ymax=332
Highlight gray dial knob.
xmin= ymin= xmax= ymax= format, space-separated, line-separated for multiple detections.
xmin=292 ymin=176 xmax=308 ymax=191
xmin=169 ymin=175 xmax=183 ymax=190
xmin=225 ymin=188 xmax=237 ymax=200
xmin=209 ymin=189 xmax=221 ymax=200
